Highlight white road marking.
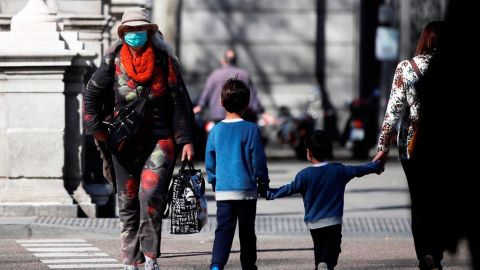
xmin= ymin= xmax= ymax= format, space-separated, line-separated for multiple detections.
xmin=16 ymin=239 xmax=87 ymax=243
xmin=33 ymin=252 xmax=109 ymax=257
xmin=47 ymin=263 xmax=124 ymax=269
xmin=27 ymin=247 xmax=100 ymax=252
xmin=18 ymin=238 xmax=122 ymax=268
xmin=22 ymin=243 xmax=92 ymax=247
xmin=41 ymin=258 xmax=118 ymax=264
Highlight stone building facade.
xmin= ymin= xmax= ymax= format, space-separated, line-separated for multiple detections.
xmin=1 ymin=0 xmax=444 ymax=217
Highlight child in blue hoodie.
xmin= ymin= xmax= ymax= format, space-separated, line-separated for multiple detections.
xmin=267 ymin=130 xmax=382 ymax=270
xmin=205 ymin=77 xmax=269 ymax=270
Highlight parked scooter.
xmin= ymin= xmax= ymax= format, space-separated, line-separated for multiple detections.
xmin=340 ymin=92 xmax=379 ymax=159
xmin=276 ymin=86 xmax=336 ymax=160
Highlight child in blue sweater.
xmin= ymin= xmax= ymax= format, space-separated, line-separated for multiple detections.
xmin=267 ymin=130 xmax=382 ymax=270
xmin=206 ymin=77 xmax=269 ymax=270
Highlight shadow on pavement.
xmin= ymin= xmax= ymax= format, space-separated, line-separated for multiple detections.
xmin=161 ymin=247 xmax=314 ymax=258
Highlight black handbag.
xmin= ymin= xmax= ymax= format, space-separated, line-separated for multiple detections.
xmin=104 ymin=86 xmax=150 ymax=155
xmin=168 ymin=161 xmax=208 ymax=234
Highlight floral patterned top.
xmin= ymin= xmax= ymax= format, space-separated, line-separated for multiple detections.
xmin=377 ymin=54 xmax=432 ymax=160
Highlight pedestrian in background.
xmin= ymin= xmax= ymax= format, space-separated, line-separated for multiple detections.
xmin=193 ymin=49 xmax=269 ymax=124
xmin=267 ymin=130 xmax=382 ymax=270
xmin=373 ymin=21 xmax=446 ymax=270
xmin=205 ymin=77 xmax=270 ymax=270
xmin=83 ymin=7 xmax=195 ymax=270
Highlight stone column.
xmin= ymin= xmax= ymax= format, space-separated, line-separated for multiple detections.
xmin=0 ymin=0 xmax=113 ymax=67
xmin=0 ymin=0 xmax=96 ymax=217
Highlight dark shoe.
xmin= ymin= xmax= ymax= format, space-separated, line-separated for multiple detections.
xmin=423 ymin=255 xmax=440 ymax=270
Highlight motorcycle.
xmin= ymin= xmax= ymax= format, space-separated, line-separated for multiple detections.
xmin=276 ymin=86 xmax=336 ymax=160
xmin=340 ymin=92 xmax=379 ymax=159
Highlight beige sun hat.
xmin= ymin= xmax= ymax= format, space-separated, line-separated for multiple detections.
xmin=117 ymin=7 xmax=158 ymax=37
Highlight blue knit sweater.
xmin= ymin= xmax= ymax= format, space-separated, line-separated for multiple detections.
xmin=267 ymin=161 xmax=381 ymax=229
xmin=206 ymin=119 xmax=269 ymax=200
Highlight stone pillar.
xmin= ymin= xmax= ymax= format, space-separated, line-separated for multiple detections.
xmin=0 ymin=0 xmax=113 ymax=67
xmin=152 ymin=0 xmax=179 ymax=48
xmin=324 ymin=0 xmax=361 ymax=127
xmin=0 ymin=0 xmax=96 ymax=217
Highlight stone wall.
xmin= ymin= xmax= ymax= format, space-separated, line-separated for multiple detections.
xmin=0 ymin=0 xmax=96 ymax=217
xmin=0 ymin=0 xmax=111 ymax=67
xmin=324 ymin=0 xmax=360 ymax=125
xmin=178 ymin=0 xmax=360 ymax=129
xmin=179 ymin=0 xmax=318 ymax=114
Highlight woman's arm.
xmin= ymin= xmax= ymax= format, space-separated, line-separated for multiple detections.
xmin=83 ymin=53 xmax=115 ymax=138
xmin=377 ymin=61 xmax=409 ymax=153
xmin=167 ymin=56 xmax=195 ymax=147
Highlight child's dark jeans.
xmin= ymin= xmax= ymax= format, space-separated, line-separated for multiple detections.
xmin=211 ymin=200 xmax=257 ymax=270
xmin=310 ymin=224 xmax=342 ymax=269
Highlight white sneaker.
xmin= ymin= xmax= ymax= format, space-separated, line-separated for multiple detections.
xmin=144 ymin=259 xmax=160 ymax=270
xmin=123 ymin=265 xmax=139 ymax=270
xmin=317 ymin=262 xmax=329 ymax=270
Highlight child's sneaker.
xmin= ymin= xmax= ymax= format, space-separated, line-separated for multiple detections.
xmin=316 ymin=262 xmax=329 ymax=270
xmin=144 ymin=259 xmax=160 ymax=270
xmin=123 ymin=265 xmax=139 ymax=270
xmin=210 ymin=265 xmax=221 ymax=270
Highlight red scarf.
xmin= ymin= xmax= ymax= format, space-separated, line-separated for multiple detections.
xmin=120 ymin=43 xmax=155 ymax=84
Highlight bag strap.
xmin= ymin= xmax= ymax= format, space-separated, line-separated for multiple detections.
xmin=180 ymin=160 xmax=195 ymax=172
xmin=409 ymin=59 xmax=422 ymax=78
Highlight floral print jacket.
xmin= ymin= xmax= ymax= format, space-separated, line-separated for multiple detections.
xmin=377 ymin=54 xmax=432 ymax=160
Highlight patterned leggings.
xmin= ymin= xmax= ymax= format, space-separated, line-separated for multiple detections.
xmin=112 ymin=137 xmax=176 ymax=265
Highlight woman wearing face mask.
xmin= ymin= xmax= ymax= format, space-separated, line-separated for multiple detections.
xmin=83 ymin=7 xmax=195 ymax=270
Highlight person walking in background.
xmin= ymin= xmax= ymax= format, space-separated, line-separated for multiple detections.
xmin=373 ymin=21 xmax=445 ymax=270
xmin=267 ymin=130 xmax=382 ymax=270
xmin=205 ymin=77 xmax=270 ymax=270
xmin=83 ymin=7 xmax=195 ymax=270
xmin=193 ymin=49 xmax=268 ymax=124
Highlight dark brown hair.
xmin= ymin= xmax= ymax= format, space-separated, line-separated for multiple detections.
xmin=415 ymin=21 xmax=445 ymax=56
xmin=221 ymin=77 xmax=250 ymax=113
xmin=304 ymin=130 xmax=332 ymax=161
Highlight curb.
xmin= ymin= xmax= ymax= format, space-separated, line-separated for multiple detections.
xmin=1 ymin=216 xmax=412 ymax=239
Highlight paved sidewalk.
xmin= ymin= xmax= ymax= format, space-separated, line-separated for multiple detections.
xmin=0 ymin=236 xmax=472 ymax=269
xmin=0 ymin=158 xmax=474 ymax=269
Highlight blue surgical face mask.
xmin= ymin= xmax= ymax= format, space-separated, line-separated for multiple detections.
xmin=124 ymin=31 xmax=148 ymax=48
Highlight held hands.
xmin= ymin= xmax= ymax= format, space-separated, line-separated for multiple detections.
xmin=181 ymin=143 xmax=195 ymax=161
xmin=257 ymin=181 xmax=269 ymax=199
xmin=372 ymin=151 xmax=387 ymax=174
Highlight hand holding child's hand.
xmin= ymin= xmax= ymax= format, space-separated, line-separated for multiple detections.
xmin=373 ymin=160 xmax=385 ymax=175
xmin=257 ymin=182 xmax=269 ymax=198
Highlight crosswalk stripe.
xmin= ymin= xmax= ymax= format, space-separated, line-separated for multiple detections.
xmin=41 ymin=258 xmax=118 ymax=264
xmin=47 ymin=263 xmax=124 ymax=269
xmin=33 ymin=252 xmax=109 ymax=257
xmin=16 ymin=239 xmax=87 ymax=243
xmin=22 ymin=243 xmax=93 ymax=247
xmin=27 ymin=247 xmax=100 ymax=252
xmin=18 ymin=238 xmax=121 ymax=268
